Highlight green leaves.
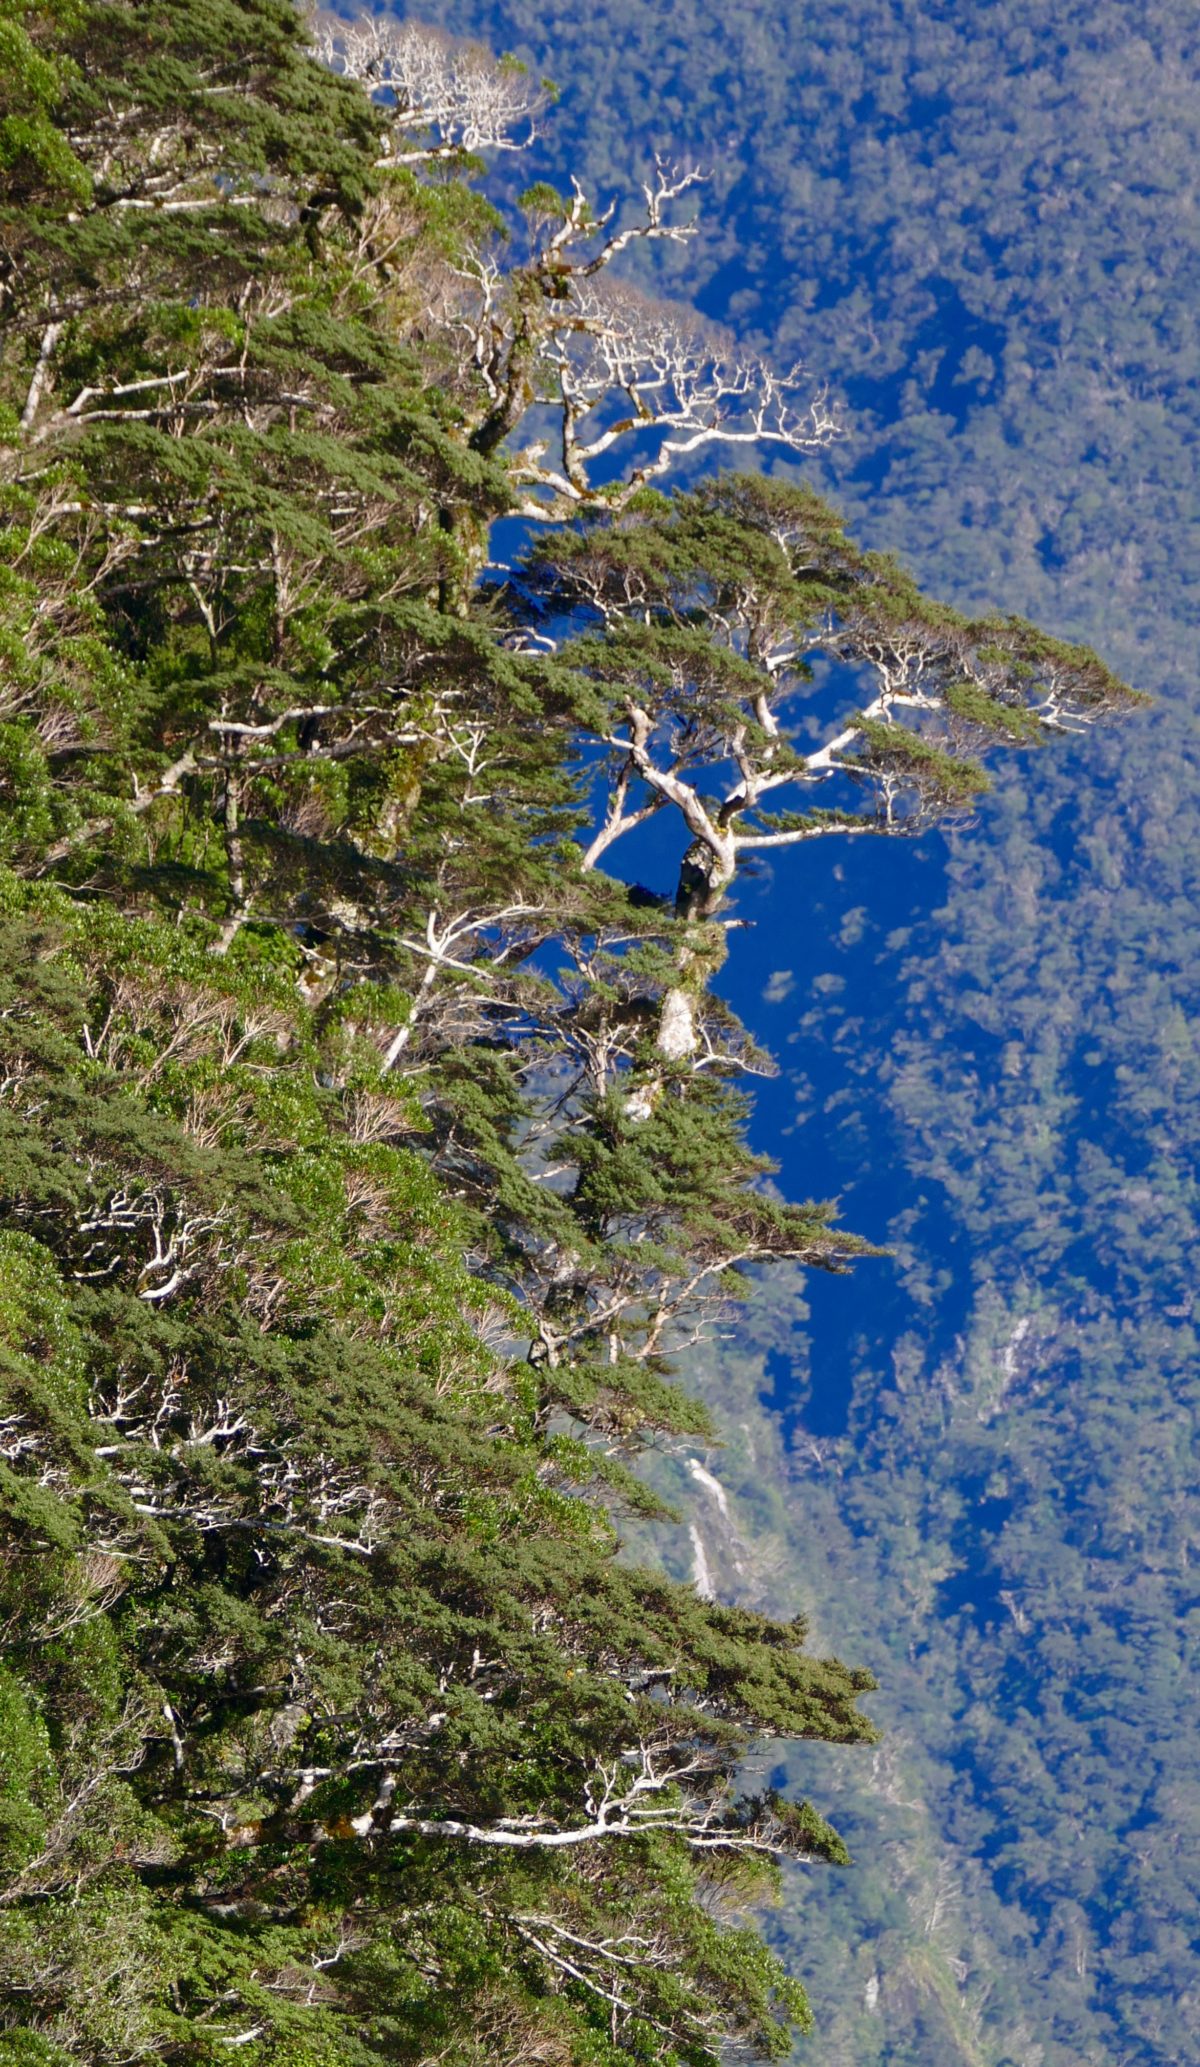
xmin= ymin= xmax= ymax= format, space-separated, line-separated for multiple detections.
xmin=0 ymin=857 xmax=871 ymax=2059
xmin=848 ymin=714 xmax=991 ymax=808
xmin=0 ymin=3 xmax=89 ymax=204
xmin=516 ymin=477 xmax=1140 ymax=911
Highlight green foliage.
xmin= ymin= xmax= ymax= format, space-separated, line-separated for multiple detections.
xmin=0 ymin=5 xmax=882 ymax=2058
xmin=0 ymin=2 xmax=89 ymax=203
xmin=516 ymin=481 xmax=1135 ymax=908
xmin=849 ymin=715 xmax=990 ymax=805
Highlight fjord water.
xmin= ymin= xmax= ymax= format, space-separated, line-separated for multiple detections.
xmin=393 ymin=3 xmax=1200 ymax=2058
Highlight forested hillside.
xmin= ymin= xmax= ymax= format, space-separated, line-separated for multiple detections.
xmin=400 ymin=0 xmax=1200 ymax=2060
xmin=0 ymin=5 xmax=1140 ymax=2063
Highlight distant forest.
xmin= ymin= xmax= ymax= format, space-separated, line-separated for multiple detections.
xmin=411 ymin=0 xmax=1200 ymax=2061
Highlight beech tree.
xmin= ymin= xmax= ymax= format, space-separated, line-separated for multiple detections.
xmin=308 ymin=10 xmax=554 ymax=164
xmin=508 ymin=476 xmax=1139 ymax=1068
xmin=312 ymin=9 xmax=835 ymax=522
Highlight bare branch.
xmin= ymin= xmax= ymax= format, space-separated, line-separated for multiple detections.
xmin=309 ymin=14 xmax=550 ymax=163
xmin=18 ymin=321 xmax=62 ymax=433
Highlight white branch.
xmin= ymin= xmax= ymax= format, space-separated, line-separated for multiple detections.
xmin=310 ymin=15 xmax=549 ymax=162
xmin=18 ymin=323 xmax=62 ymax=432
